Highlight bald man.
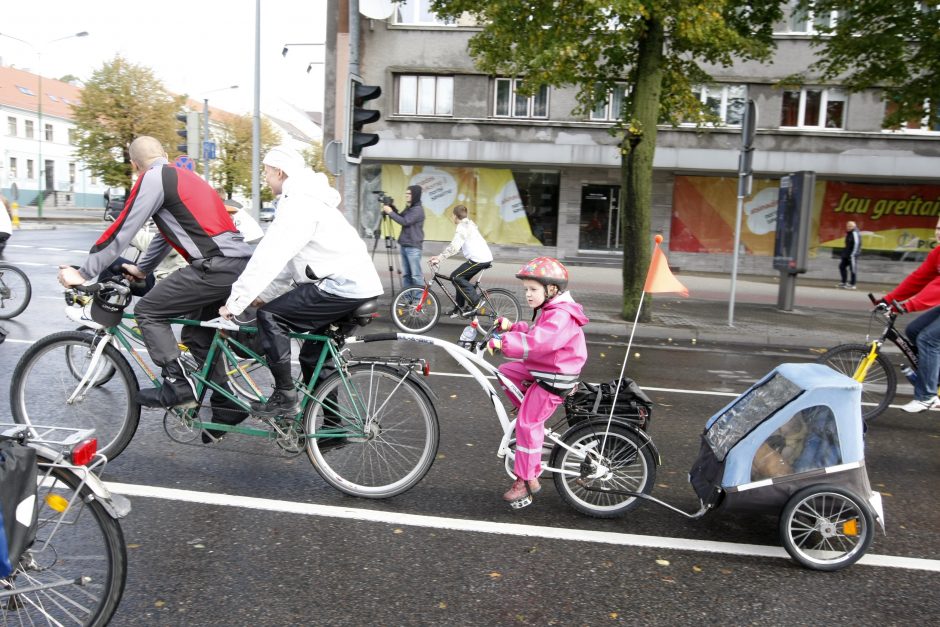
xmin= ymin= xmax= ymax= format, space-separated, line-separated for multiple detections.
xmin=838 ymin=220 xmax=861 ymax=289
xmin=59 ymin=136 xmax=253 ymax=413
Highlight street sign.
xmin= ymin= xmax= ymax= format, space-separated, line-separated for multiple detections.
xmin=175 ymin=155 xmax=195 ymax=171
xmin=203 ymin=141 xmax=217 ymax=160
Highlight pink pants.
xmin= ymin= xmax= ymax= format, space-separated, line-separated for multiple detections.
xmin=498 ymin=362 xmax=565 ymax=481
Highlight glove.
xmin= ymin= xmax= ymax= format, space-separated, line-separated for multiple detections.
xmin=487 ymin=338 xmax=502 ymax=355
xmin=494 ymin=316 xmax=512 ymax=332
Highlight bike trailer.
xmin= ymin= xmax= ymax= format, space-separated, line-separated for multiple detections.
xmin=689 ymin=363 xmax=884 ymax=525
xmin=565 ymin=377 xmax=653 ymax=431
xmin=0 ymin=439 xmax=38 ymax=577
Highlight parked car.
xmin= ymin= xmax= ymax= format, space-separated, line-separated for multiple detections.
xmin=259 ymin=205 xmax=276 ymax=222
xmin=103 ymin=188 xmax=126 ymax=222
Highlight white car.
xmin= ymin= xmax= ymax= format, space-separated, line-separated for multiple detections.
xmin=259 ymin=205 xmax=275 ymax=222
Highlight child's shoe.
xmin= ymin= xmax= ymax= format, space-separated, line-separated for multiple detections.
xmin=503 ymin=478 xmax=540 ymax=509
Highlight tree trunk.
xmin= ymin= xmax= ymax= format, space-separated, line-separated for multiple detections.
xmin=621 ymin=17 xmax=665 ymax=322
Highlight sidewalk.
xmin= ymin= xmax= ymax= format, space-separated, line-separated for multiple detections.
xmin=13 ymin=205 xmax=891 ymax=350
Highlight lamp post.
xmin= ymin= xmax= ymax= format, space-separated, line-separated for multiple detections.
xmin=0 ymin=31 xmax=88 ymax=218
xmin=200 ymin=85 xmax=239 ymax=184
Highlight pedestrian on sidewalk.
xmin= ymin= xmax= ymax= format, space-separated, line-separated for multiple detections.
xmin=429 ymin=204 xmax=494 ymax=317
xmin=487 ymin=257 xmax=588 ymax=508
xmin=881 ymin=218 xmax=940 ymax=413
xmin=838 ymin=220 xmax=861 ymax=289
xmin=381 ymin=185 xmax=425 ymax=293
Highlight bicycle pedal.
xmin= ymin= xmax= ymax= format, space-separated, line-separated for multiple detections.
xmin=509 ymin=494 xmax=534 ymax=509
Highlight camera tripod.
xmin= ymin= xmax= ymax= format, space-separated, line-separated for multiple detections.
xmin=371 ymin=213 xmax=400 ymax=294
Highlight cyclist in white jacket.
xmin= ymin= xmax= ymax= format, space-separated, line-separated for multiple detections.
xmin=220 ymin=145 xmax=383 ymax=417
xmin=429 ymin=204 xmax=494 ymax=317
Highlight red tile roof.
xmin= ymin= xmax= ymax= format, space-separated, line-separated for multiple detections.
xmin=0 ymin=65 xmax=82 ymax=119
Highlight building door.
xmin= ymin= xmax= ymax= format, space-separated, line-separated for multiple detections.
xmin=45 ymin=160 xmax=55 ymax=194
xmin=579 ymin=185 xmax=621 ymax=251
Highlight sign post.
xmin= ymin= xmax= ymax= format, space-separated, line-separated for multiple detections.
xmin=728 ymin=99 xmax=757 ymax=327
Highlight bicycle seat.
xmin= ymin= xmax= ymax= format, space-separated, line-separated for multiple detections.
xmin=345 ymin=298 xmax=379 ymax=327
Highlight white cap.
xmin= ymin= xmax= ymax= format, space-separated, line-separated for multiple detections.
xmin=262 ymin=145 xmax=306 ymax=177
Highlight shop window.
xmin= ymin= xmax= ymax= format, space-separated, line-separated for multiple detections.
xmin=513 ymin=170 xmax=559 ymax=246
xmin=397 ymin=75 xmax=454 ymax=116
xmin=494 ymin=79 xmax=549 ymax=119
xmin=751 ymin=405 xmax=842 ymax=481
xmin=590 ymin=84 xmax=628 ymax=121
xmin=781 ymin=88 xmax=845 ymax=129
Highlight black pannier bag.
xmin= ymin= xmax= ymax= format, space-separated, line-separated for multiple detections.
xmin=0 ymin=440 xmax=38 ymax=577
xmin=564 ymin=377 xmax=653 ymax=431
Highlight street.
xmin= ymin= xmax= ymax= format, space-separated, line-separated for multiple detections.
xmin=2 ymin=226 xmax=939 ymax=625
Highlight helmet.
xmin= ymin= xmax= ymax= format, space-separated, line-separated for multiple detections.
xmin=515 ymin=256 xmax=568 ymax=291
xmin=89 ymin=285 xmax=132 ymax=327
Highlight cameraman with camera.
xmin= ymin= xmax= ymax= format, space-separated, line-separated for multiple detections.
xmin=381 ymin=185 xmax=425 ymax=293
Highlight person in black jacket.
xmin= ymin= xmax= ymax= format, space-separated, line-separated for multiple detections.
xmin=381 ymin=185 xmax=425 ymax=292
xmin=838 ymin=220 xmax=861 ymax=289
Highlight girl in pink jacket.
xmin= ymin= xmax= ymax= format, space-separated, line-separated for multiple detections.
xmin=488 ymin=257 xmax=589 ymax=507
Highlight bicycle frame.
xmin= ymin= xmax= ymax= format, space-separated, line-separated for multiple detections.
xmin=854 ymin=314 xmax=918 ymax=383
xmin=347 ymin=332 xmax=617 ymax=480
xmin=413 ymin=265 xmax=491 ymax=313
xmin=73 ymin=312 xmax=378 ymax=442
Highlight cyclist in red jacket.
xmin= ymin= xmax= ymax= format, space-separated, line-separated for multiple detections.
xmin=881 ymin=218 xmax=940 ymax=412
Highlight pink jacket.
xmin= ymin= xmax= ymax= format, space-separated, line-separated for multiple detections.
xmin=500 ymin=291 xmax=589 ymax=392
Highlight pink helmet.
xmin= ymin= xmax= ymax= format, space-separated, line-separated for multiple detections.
xmin=516 ymin=256 xmax=568 ymax=291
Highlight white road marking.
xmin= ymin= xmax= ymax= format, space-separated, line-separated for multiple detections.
xmin=39 ymin=247 xmax=68 ymax=251
xmin=106 ymin=482 xmax=940 ymax=572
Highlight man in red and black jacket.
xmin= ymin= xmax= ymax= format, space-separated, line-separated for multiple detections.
xmin=881 ymin=218 xmax=940 ymax=413
xmin=59 ymin=136 xmax=253 ymax=411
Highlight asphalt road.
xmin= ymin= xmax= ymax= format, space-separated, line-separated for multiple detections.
xmin=1 ymin=226 xmax=939 ymax=625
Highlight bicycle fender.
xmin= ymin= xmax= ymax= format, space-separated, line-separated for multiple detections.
xmin=381 ymin=364 xmax=437 ymax=401
xmin=567 ymin=418 xmax=662 ymax=467
xmin=53 ymin=464 xmax=132 ymax=520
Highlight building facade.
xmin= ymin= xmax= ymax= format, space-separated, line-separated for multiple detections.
xmin=330 ymin=1 xmax=940 ymax=281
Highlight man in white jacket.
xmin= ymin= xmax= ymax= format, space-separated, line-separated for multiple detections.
xmin=220 ymin=146 xmax=383 ymax=417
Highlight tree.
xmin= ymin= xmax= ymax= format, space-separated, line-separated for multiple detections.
xmin=431 ymin=1 xmax=784 ymax=319
xmin=302 ymin=142 xmax=334 ymax=186
xmin=213 ymin=114 xmax=281 ymax=201
xmin=71 ymin=55 xmax=184 ymax=190
xmin=797 ymin=0 xmax=940 ymax=129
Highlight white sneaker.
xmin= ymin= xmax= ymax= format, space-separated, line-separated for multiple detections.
xmin=900 ymin=396 xmax=939 ymax=413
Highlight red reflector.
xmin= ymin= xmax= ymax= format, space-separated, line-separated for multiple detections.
xmin=423 ymin=363 xmax=431 ymax=377
xmin=71 ymin=438 xmax=98 ymax=466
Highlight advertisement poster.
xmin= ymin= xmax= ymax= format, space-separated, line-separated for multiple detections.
xmin=671 ymin=176 xmax=940 ymax=254
xmin=379 ymin=164 xmax=541 ymax=246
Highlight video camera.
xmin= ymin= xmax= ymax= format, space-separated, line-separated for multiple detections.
xmin=372 ymin=190 xmax=395 ymax=209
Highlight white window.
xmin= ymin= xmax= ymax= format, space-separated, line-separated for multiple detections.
xmin=45 ymin=123 xmax=53 ymax=142
xmin=9 ymin=158 xmax=17 ymax=178
xmin=68 ymin=128 xmax=78 ymax=145
xmin=394 ymin=0 xmax=455 ymax=26
xmin=590 ymin=84 xmax=628 ymax=121
xmin=26 ymin=159 xmax=34 ymax=179
xmin=884 ymin=99 xmax=940 ymax=133
xmin=781 ymin=88 xmax=846 ymax=129
xmin=782 ymin=2 xmax=838 ymax=33
xmin=690 ymin=84 xmax=747 ymax=125
xmin=494 ymin=79 xmax=549 ymax=119
xmin=397 ymin=75 xmax=454 ymax=116
xmin=25 ymin=120 xmax=34 ymax=139
xmin=6 ymin=116 xmax=15 ymax=136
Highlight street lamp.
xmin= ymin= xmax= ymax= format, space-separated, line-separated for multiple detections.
xmin=282 ymin=42 xmax=325 ymax=57
xmin=200 ymin=85 xmax=239 ymax=184
xmin=0 ymin=30 xmax=88 ymax=217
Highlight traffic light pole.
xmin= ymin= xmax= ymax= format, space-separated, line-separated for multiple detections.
xmin=342 ymin=0 xmax=361 ymax=226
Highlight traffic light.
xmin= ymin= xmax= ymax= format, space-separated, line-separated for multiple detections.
xmin=175 ymin=111 xmax=200 ymax=156
xmin=346 ymin=75 xmax=381 ymax=163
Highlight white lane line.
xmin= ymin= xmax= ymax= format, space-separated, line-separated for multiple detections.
xmin=9 ymin=261 xmax=46 ymax=267
xmin=39 ymin=247 xmax=68 ymax=251
xmin=106 ymin=482 xmax=939 ymax=572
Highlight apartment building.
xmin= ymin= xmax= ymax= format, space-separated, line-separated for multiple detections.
xmin=331 ymin=1 xmax=940 ymax=279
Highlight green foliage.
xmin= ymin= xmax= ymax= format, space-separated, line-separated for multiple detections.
xmin=302 ymin=143 xmax=334 ymax=186
xmin=212 ymin=114 xmax=281 ymax=200
xmin=70 ymin=55 xmax=184 ymax=189
xmin=797 ymin=0 xmax=940 ymax=129
xmin=430 ymin=1 xmax=783 ymax=318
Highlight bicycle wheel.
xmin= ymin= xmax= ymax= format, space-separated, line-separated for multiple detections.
xmin=815 ymin=344 xmax=896 ymax=421
xmin=391 ymin=287 xmax=440 ymax=334
xmin=550 ymin=421 xmax=656 ymax=518
xmin=11 ymin=331 xmax=141 ymax=460
xmin=779 ymin=484 xmax=874 ymax=571
xmin=0 ymin=263 xmax=31 ymax=319
xmin=304 ymin=364 xmax=439 ymax=498
xmin=2 ymin=466 xmax=127 ymax=626
xmin=476 ymin=288 xmax=521 ymax=325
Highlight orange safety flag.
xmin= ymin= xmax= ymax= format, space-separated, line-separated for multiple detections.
xmin=644 ymin=236 xmax=689 ymax=296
